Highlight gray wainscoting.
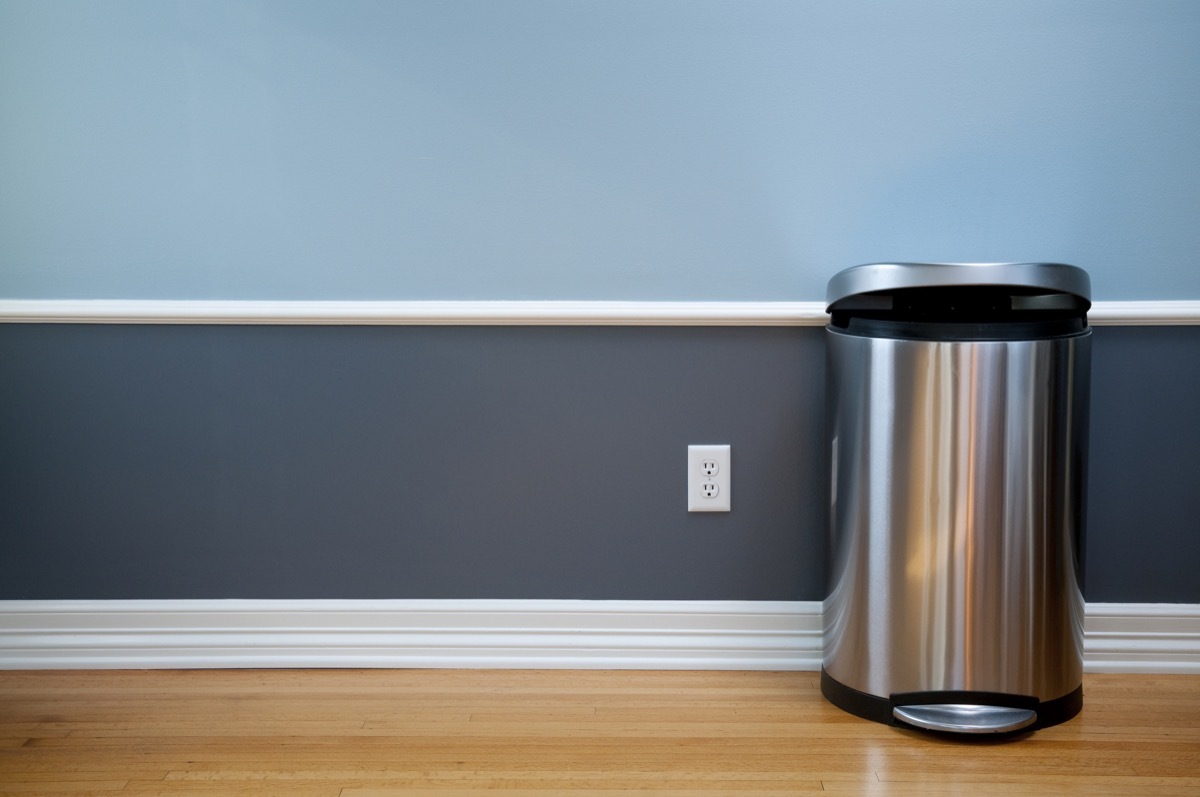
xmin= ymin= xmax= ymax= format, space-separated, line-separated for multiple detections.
xmin=0 ymin=325 xmax=822 ymax=600
xmin=1087 ymin=327 xmax=1200 ymax=602
xmin=1 ymin=324 xmax=1196 ymax=602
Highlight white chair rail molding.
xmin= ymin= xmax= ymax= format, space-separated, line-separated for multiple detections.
xmin=1 ymin=299 xmax=1199 ymax=326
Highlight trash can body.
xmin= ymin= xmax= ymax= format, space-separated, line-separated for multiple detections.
xmin=822 ymin=263 xmax=1090 ymax=734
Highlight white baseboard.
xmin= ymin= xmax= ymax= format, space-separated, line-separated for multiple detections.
xmin=1 ymin=599 xmax=1196 ymax=673
xmin=0 ymin=600 xmax=821 ymax=671
xmin=1079 ymin=603 xmax=1200 ymax=674
xmin=1 ymin=299 xmax=1197 ymax=326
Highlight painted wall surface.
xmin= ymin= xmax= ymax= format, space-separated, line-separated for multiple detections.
xmin=0 ymin=324 xmax=823 ymax=600
xmin=2 ymin=324 xmax=1197 ymax=603
xmin=1086 ymin=327 xmax=1200 ymax=602
xmin=3 ymin=0 xmax=1199 ymax=301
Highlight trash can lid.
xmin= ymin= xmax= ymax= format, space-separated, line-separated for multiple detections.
xmin=825 ymin=262 xmax=1091 ymax=311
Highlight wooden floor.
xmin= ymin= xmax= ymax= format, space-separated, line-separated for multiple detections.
xmin=1 ymin=670 xmax=1198 ymax=796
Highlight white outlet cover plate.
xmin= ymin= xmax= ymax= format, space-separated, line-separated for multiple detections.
xmin=688 ymin=444 xmax=731 ymax=512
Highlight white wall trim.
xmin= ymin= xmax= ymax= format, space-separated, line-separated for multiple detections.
xmin=1080 ymin=602 xmax=1200 ymax=674
xmin=0 ymin=599 xmax=1196 ymax=673
xmin=1088 ymin=300 xmax=1200 ymax=326
xmin=0 ymin=600 xmax=822 ymax=671
xmin=0 ymin=300 xmax=829 ymax=326
xmin=1 ymin=299 xmax=1198 ymax=326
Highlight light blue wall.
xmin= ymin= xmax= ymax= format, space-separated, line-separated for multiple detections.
xmin=2 ymin=0 xmax=1198 ymax=301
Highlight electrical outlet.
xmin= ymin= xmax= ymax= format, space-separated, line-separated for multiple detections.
xmin=688 ymin=444 xmax=730 ymax=512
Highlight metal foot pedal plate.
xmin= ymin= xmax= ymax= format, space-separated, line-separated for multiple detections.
xmin=893 ymin=703 xmax=1038 ymax=733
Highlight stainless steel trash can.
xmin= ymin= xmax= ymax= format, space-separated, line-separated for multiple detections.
xmin=821 ymin=262 xmax=1091 ymax=734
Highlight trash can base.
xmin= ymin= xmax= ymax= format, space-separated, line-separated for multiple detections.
xmin=820 ymin=669 xmax=1083 ymax=733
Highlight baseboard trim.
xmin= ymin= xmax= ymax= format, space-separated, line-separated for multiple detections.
xmin=1081 ymin=602 xmax=1200 ymax=674
xmin=1 ymin=599 xmax=1196 ymax=673
xmin=0 ymin=600 xmax=821 ymax=671
xmin=0 ymin=299 xmax=1197 ymax=326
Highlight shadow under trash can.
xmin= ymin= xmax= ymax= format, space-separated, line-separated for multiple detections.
xmin=821 ymin=262 xmax=1091 ymax=734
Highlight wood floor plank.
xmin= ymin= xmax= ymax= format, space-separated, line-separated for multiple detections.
xmin=1 ymin=669 xmax=1198 ymax=795
xmin=341 ymin=792 xmax=794 ymax=797
xmin=0 ymin=782 xmax=128 ymax=794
